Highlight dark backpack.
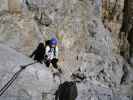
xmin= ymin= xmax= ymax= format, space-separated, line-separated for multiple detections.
xmin=55 ymin=81 xmax=78 ymax=100
xmin=30 ymin=42 xmax=45 ymax=63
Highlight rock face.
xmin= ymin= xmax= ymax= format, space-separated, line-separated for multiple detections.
xmin=102 ymin=0 xmax=124 ymax=54
xmin=0 ymin=0 xmax=133 ymax=100
xmin=120 ymin=0 xmax=133 ymax=65
xmin=0 ymin=13 xmax=43 ymax=55
xmin=8 ymin=0 xmax=22 ymax=14
xmin=0 ymin=0 xmax=8 ymax=12
xmin=0 ymin=43 xmax=132 ymax=100
xmin=102 ymin=0 xmax=133 ymax=66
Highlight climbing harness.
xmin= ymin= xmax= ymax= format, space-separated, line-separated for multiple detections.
xmin=0 ymin=61 xmax=37 ymax=96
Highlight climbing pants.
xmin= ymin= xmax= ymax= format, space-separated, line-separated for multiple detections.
xmin=45 ymin=58 xmax=58 ymax=69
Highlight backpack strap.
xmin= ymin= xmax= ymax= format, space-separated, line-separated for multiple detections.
xmin=49 ymin=46 xmax=56 ymax=56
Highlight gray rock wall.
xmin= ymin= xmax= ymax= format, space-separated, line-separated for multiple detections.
xmin=0 ymin=0 xmax=133 ymax=100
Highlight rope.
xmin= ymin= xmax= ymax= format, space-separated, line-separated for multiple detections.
xmin=42 ymin=92 xmax=55 ymax=95
xmin=0 ymin=62 xmax=37 ymax=96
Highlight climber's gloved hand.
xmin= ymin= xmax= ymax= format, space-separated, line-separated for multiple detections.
xmin=48 ymin=59 xmax=51 ymax=63
xmin=44 ymin=55 xmax=48 ymax=58
xmin=53 ymin=58 xmax=58 ymax=62
xmin=44 ymin=55 xmax=51 ymax=61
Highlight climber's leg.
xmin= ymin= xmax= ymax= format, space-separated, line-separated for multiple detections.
xmin=51 ymin=59 xmax=62 ymax=73
xmin=45 ymin=60 xmax=50 ymax=67
xmin=51 ymin=58 xmax=58 ymax=69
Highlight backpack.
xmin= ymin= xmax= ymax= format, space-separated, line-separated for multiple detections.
xmin=55 ymin=81 xmax=78 ymax=100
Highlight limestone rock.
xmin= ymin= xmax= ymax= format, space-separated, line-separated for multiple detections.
xmin=0 ymin=14 xmax=43 ymax=55
xmin=8 ymin=0 xmax=22 ymax=14
xmin=0 ymin=0 xmax=8 ymax=12
xmin=0 ymin=0 xmax=133 ymax=100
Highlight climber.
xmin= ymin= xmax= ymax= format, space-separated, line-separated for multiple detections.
xmin=44 ymin=37 xmax=62 ymax=73
xmin=30 ymin=42 xmax=45 ymax=64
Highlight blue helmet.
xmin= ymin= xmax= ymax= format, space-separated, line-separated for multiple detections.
xmin=50 ymin=37 xmax=58 ymax=45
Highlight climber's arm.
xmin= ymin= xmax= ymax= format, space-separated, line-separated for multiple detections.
xmin=29 ymin=49 xmax=36 ymax=58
